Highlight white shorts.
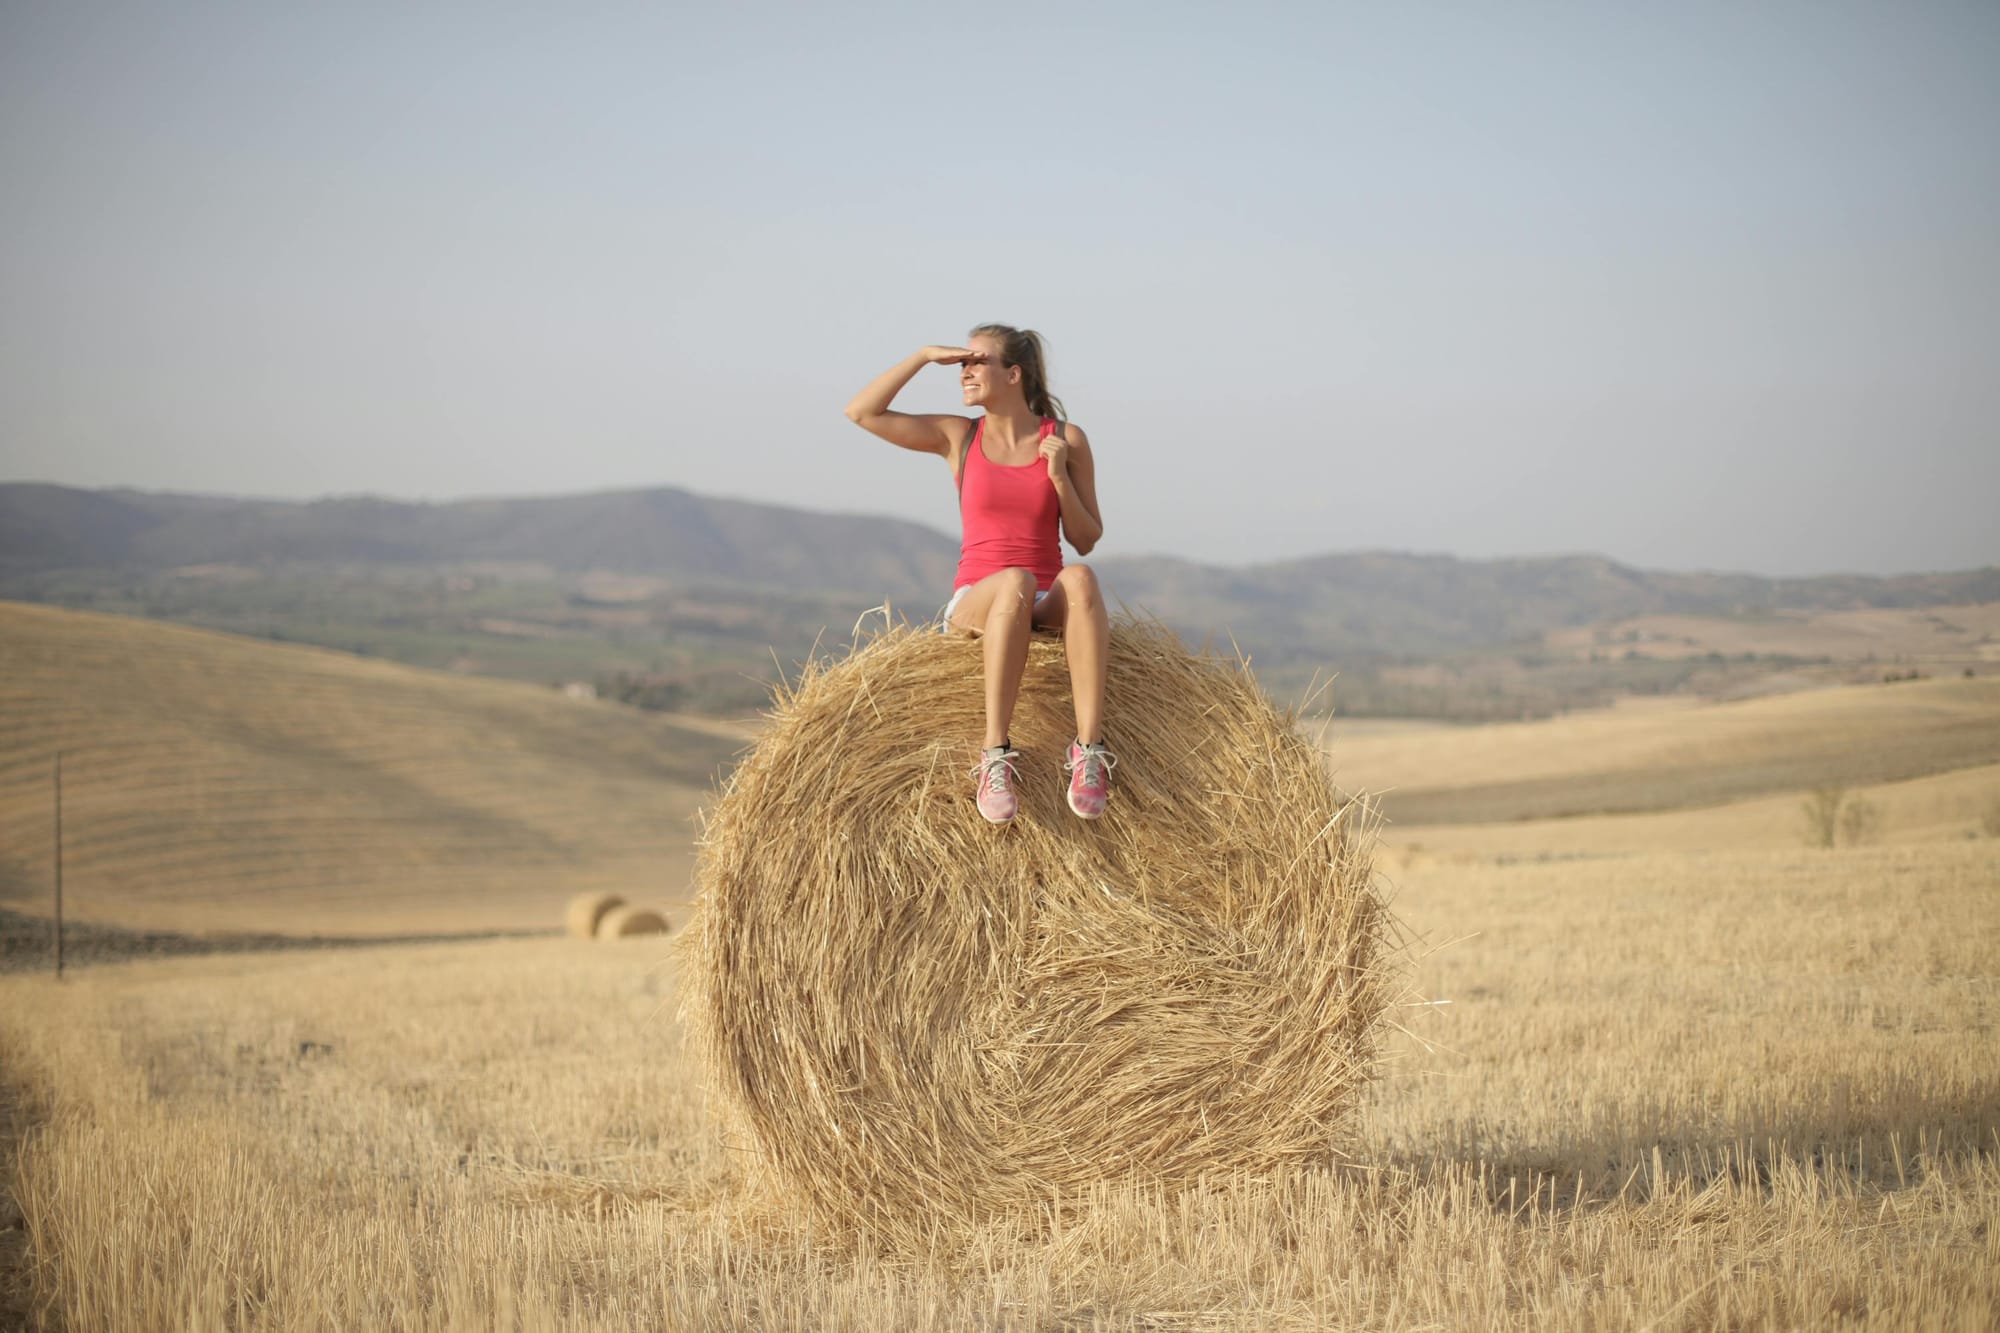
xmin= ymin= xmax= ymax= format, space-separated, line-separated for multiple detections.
xmin=940 ymin=584 xmax=1053 ymax=632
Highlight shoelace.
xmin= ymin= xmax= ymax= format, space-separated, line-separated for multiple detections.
xmin=1068 ymin=743 xmax=1118 ymax=786
xmin=969 ymin=748 xmax=1021 ymax=793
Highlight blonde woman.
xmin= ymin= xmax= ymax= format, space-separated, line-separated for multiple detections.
xmin=844 ymin=324 xmax=1113 ymax=824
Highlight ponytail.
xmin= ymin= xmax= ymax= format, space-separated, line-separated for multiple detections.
xmin=969 ymin=323 xmax=1068 ymax=423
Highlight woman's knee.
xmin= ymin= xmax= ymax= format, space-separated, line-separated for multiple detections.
xmin=1059 ymin=563 xmax=1101 ymax=609
xmin=986 ymin=568 xmax=1038 ymax=619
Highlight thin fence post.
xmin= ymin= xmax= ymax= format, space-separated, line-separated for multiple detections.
xmin=54 ymin=749 xmax=64 ymax=980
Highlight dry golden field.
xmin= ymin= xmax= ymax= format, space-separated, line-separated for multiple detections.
xmin=3 ymin=844 xmax=1994 ymax=1329
xmin=2 ymin=604 xmax=1998 ymax=1328
xmin=0 ymin=602 xmax=742 ymax=934
xmin=1542 ymin=602 xmax=2000 ymax=666
xmin=1325 ymin=672 xmax=2000 ymax=825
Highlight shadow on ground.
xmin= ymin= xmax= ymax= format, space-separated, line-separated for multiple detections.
xmin=1368 ymin=1079 xmax=2000 ymax=1218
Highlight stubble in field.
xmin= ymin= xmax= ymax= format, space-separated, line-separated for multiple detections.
xmin=3 ymin=840 xmax=1995 ymax=1329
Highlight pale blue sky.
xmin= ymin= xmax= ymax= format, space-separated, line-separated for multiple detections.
xmin=3 ymin=1 xmax=1996 ymax=576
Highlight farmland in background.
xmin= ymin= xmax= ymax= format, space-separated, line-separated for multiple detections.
xmin=1 ymin=600 xmax=1996 ymax=1327
xmin=0 ymin=602 xmax=741 ymax=935
xmin=7 ymin=482 xmax=1997 ymax=721
xmin=1324 ymin=672 xmax=2000 ymax=826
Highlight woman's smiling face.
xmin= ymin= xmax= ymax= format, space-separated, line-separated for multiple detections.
xmin=959 ymin=334 xmax=1016 ymax=410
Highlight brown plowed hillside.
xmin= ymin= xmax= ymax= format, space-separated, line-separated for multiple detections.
xmin=0 ymin=602 xmax=741 ymax=935
xmin=1325 ymin=674 xmax=2000 ymax=826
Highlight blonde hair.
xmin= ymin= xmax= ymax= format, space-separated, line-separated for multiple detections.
xmin=969 ymin=323 xmax=1067 ymax=422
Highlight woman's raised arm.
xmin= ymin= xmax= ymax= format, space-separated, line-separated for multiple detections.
xmin=844 ymin=346 xmax=978 ymax=455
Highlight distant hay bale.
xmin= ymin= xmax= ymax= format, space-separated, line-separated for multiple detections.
xmin=566 ymin=892 xmax=626 ymax=939
xmin=596 ymin=905 xmax=670 ymax=938
xmin=680 ymin=617 xmax=1392 ymax=1245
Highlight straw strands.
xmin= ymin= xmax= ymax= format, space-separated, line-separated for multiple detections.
xmin=567 ymin=893 xmax=626 ymax=939
xmin=680 ymin=617 xmax=1393 ymax=1245
xmin=597 ymin=905 xmax=670 ymax=938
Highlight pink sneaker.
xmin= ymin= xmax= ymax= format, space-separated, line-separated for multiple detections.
xmin=1065 ymin=740 xmax=1116 ymax=819
xmin=970 ymin=746 xmax=1021 ymax=824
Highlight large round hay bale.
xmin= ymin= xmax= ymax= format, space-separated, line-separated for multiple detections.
xmin=566 ymin=892 xmax=625 ymax=939
xmin=680 ymin=618 xmax=1390 ymax=1245
xmin=597 ymin=905 xmax=670 ymax=938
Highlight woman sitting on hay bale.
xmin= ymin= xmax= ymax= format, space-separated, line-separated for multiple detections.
xmin=844 ymin=324 xmax=1113 ymax=825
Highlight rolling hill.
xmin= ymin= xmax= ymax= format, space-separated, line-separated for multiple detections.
xmin=0 ymin=482 xmax=960 ymax=601
xmin=1327 ymin=674 xmax=2000 ymax=827
xmin=0 ymin=601 xmax=743 ymax=936
xmin=4 ymin=595 xmax=1993 ymax=942
xmin=6 ymin=482 xmax=1995 ymax=647
xmin=4 ymin=481 xmax=1996 ymax=719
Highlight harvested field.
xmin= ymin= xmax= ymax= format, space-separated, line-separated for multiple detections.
xmin=1385 ymin=760 xmax=2000 ymax=864
xmin=1326 ymin=674 xmax=2000 ymax=824
xmin=1544 ymin=601 xmax=2000 ymax=664
xmin=1 ymin=838 xmax=1993 ymax=1328
xmin=3 ymin=602 xmax=1996 ymax=1326
xmin=0 ymin=602 xmax=737 ymax=935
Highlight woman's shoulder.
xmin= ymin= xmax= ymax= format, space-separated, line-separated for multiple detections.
xmin=1052 ymin=418 xmax=1091 ymax=447
xmin=943 ymin=415 xmax=981 ymax=473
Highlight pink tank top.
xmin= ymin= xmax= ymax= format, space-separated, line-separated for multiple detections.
xmin=954 ymin=416 xmax=1064 ymax=591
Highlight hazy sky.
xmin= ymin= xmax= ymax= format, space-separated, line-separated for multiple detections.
xmin=3 ymin=2 xmax=1996 ymax=576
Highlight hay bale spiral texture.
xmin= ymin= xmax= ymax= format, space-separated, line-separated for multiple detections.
xmin=680 ymin=618 xmax=1390 ymax=1243
xmin=596 ymin=904 xmax=670 ymax=938
xmin=566 ymin=892 xmax=625 ymax=939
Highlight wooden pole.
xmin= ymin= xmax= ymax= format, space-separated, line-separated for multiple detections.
xmin=53 ymin=750 xmax=64 ymax=980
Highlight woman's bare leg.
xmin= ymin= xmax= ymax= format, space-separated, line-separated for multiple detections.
xmin=949 ymin=567 xmax=1038 ymax=749
xmin=1035 ymin=564 xmax=1109 ymax=744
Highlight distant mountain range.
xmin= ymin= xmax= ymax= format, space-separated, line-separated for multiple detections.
xmin=1093 ymin=550 xmax=2000 ymax=660
xmin=5 ymin=481 xmax=1996 ymax=717
xmin=0 ymin=482 xmax=960 ymax=600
